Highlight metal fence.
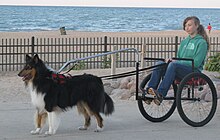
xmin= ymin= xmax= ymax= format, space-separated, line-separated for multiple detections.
xmin=0 ymin=36 xmax=219 ymax=71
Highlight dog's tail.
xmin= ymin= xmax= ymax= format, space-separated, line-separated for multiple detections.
xmin=104 ymin=92 xmax=114 ymax=116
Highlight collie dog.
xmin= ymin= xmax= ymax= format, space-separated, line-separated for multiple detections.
xmin=18 ymin=54 xmax=114 ymax=135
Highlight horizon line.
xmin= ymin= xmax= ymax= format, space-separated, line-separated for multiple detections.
xmin=1 ymin=4 xmax=220 ymax=9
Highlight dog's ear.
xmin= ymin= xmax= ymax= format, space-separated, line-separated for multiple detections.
xmin=25 ymin=54 xmax=32 ymax=62
xmin=33 ymin=54 xmax=40 ymax=64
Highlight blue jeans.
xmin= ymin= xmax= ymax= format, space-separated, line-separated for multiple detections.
xmin=147 ymin=60 xmax=200 ymax=97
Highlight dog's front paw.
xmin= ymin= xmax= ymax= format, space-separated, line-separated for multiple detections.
xmin=45 ymin=129 xmax=56 ymax=135
xmin=30 ymin=128 xmax=41 ymax=135
xmin=45 ymin=131 xmax=52 ymax=136
xmin=78 ymin=126 xmax=88 ymax=130
xmin=94 ymin=126 xmax=104 ymax=132
xmin=45 ymin=131 xmax=53 ymax=135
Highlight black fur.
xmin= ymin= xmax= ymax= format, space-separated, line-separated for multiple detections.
xmin=27 ymin=54 xmax=114 ymax=115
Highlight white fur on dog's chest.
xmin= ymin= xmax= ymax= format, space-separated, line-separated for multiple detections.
xmin=28 ymin=83 xmax=45 ymax=112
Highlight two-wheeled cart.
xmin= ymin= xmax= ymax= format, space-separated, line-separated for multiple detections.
xmin=137 ymin=57 xmax=217 ymax=127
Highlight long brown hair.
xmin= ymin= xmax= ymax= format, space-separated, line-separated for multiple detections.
xmin=183 ymin=16 xmax=209 ymax=48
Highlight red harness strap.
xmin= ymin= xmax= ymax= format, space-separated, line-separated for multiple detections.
xmin=51 ymin=73 xmax=72 ymax=84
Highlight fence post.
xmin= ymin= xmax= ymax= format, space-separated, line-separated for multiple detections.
xmin=175 ymin=36 xmax=178 ymax=57
xmin=111 ymin=45 xmax=117 ymax=80
xmin=141 ymin=44 xmax=146 ymax=68
xmin=31 ymin=36 xmax=35 ymax=56
xmin=104 ymin=36 xmax=108 ymax=68
xmin=141 ymin=44 xmax=146 ymax=76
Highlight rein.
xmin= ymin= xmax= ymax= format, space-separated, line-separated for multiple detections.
xmin=99 ymin=63 xmax=167 ymax=80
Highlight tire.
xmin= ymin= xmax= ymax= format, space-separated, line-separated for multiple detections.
xmin=138 ymin=74 xmax=177 ymax=122
xmin=176 ymin=72 xmax=217 ymax=127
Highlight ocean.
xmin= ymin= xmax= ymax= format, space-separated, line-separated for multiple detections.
xmin=0 ymin=5 xmax=220 ymax=32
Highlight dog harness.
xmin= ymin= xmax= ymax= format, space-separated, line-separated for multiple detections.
xmin=51 ymin=73 xmax=72 ymax=84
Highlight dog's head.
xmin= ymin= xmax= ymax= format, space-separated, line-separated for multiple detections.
xmin=18 ymin=54 xmax=41 ymax=82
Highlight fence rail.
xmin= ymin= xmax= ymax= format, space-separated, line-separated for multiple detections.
xmin=0 ymin=36 xmax=219 ymax=71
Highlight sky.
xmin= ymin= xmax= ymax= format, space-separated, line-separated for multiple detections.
xmin=0 ymin=0 xmax=220 ymax=8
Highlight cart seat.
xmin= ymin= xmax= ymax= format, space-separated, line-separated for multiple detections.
xmin=174 ymin=77 xmax=207 ymax=86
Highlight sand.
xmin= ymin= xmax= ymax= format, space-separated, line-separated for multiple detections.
xmin=0 ymin=30 xmax=219 ymax=39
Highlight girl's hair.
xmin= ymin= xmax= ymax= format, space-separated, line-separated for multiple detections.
xmin=183 ymin=16 xmax=209 ymax=48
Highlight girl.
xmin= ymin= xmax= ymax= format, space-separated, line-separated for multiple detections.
xmin=146 ymin=16 xmax=209 ymax=105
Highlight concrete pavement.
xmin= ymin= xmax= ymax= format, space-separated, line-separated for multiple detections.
xmin=0 ymin=100 xmax=220 ymax=140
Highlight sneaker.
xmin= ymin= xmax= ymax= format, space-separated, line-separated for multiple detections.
xmin=141 ymin=88 xmax=153 ymax=105
xmin=147 ymin=88 xmax=163 ymax=105
xmin=144 ymin=94 xmax=153 ymax=105
xmin=144 ymin=99 xmax=152 ymax=105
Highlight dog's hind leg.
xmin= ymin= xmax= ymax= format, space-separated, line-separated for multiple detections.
xmin=94 ymin=112 xmax=104 ymax=132
xmin=77 ymin=102 xmax=91 ymax=130
xmin=31 ymin=111 xmax=47 ymax=135
xmin=45 ymin=111 xmax=61 ymax=135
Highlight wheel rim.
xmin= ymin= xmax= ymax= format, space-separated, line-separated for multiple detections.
xmin=138 ymin=74 xmax=176 ymax=122
xmin=177 ymin=72 xmax=217 ymax=126
xmin=139 ymin=98 xmax=176 ymax=120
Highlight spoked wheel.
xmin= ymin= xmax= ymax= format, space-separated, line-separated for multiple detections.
xmin=176 ymin=72 xmax=217 ymax=127
xmin=138 ymin=74 xmax=177 ymax=122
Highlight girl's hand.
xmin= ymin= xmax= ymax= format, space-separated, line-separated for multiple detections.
xmin=165 ymin=58 xmax=172 ymax=63
xmin=165 ymin=58 xmax=176 ymax=63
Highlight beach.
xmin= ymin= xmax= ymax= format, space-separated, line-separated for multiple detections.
xmin=1 ymin=6 xmax=220 ymax=139
xmin=0 ymin=30 xmax=220 ymax=39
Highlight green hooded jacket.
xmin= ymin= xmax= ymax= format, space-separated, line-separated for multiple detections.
xmin=177 ymin=34 xmax=208 ymax=71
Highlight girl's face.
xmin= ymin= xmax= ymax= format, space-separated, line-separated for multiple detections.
xmin=184 ymin=19 xmax=198 ymax=36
